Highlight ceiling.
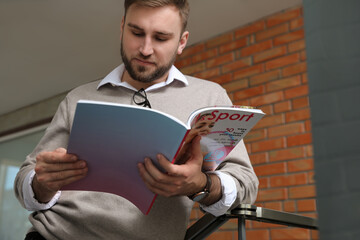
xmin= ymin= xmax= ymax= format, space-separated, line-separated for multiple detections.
xmin=0 ymin=0 xmax=302 ymax=115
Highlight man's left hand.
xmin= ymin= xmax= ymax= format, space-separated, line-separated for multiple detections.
xmin=137 ymin=136 xmax=207 ymax=197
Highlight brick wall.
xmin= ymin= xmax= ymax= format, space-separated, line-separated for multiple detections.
xmin=175 ymin=6 xmax=318 ymax=240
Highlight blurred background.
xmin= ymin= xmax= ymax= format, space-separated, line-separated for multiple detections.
xmin=1 ymin=0 xmax=359 ymax=239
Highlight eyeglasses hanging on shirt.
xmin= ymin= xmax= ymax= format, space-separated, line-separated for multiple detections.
xmin=133 ymin=88 xmax=152 ymax=108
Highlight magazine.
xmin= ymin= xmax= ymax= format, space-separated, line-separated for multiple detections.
xmin=62 ymin=100 xmax=265 ymax=214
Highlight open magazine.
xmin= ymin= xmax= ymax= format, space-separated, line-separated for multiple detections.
xmin=62 ymin=100 xmax=265 ymax=214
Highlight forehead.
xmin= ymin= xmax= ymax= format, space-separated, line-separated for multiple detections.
xmin=125 ymin=4 xmax=182 ymax=35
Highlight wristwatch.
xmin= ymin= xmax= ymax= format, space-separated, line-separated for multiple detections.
xmin=188 ymin=173 xmax=212 ymax=202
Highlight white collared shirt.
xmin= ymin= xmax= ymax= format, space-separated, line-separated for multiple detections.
xmin=23 ymin=64 xmax=236 ymax=216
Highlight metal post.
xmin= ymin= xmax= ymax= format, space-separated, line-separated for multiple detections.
xmin=238 ymin=216 xmax=246 ymax=240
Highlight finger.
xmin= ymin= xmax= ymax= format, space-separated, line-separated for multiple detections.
xmin=45 ymin=173 xmax=88 ymax=192
xmin=138 ymin=161 xmax=181 ymax=196
xmin=188 ymin=136 xmax=203 ymax=163
xmin=35 ymin=159 xmax=87 ymax=175
xmin=36 ymin=150 xmax=78 ymax=165
xmin=36 ymin=167 xmax=88 ymax=184
xmin=54 ymin=148 xmax=67 ymax=153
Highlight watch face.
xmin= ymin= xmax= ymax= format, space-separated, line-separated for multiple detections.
xmin=192 ymin=192 xmax=208 ymax=202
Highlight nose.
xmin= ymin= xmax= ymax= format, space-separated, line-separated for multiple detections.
xmin=140 ymin=37 xmax=154 ymax=57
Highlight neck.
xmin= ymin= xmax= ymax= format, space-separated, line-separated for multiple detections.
xmin=122 ymin=71 xmax=169 ymax=90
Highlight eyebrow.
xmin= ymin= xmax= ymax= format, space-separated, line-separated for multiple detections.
xmin=127 ymin=23 xmax=174 ymax=37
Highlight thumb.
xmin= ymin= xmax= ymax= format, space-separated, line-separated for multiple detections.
xmin=188 ymin=136 xmax=203 ymax=165
xmin=55 ymin=148 xmax=67 ymax=153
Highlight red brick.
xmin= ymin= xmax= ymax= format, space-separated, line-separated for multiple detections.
xmin=292 ymin=97 xmax=309 ymax=109
xmin=245 ymin=129 xmax=266 ymax=142
xmin=174 ymin=57 xmax=192 ymax=69
xmin=206 ymin=32 xmax=233 ymax=49
xmin=254 ymin=46 xmax=287 ymax=63
xmin=234 ymin=85 xmax=265 ymax=100
xmin=270 ymin=173 xmax=308 ymax=187
xmin=256 ymin=23 xmax=289 ymax=42
xmin=285 ymin=108 xmax=311 ymax=122
xmin=308 ymin=171 xmax=315 ymax=184
xmin=233 ymin=98 xmax=251 ymax=107
xmin=259 ymin=177 xmax=269 ymax=189
xmin=257 ymin=188 xmax=288 ymax=202
xmin=284 ymin=85 xmax=309 ymax=99
xmin=254 ymin=162 xmax=286 ymax=176
xmin=269 ymin=147 xmax=305 ymax=162
xmin=311 ymin=229 xmax=320 ymax=240
xmin=265 ymin=53 xmax=300 ymax=71
xmin=302 ymin=72 xmax=308 ymax=83
xmin=251 ymin=220 xmax=281 ymax=229
xmin=284 ymin=200 xmax=296 ymax=212
xmin=234 ymin=64 xmax=264 ymax=80
xmin=265 ymin=201 xmax=283 ymax=211
xmin=180 ymin=62 xmax=205 ymax=75
xmin=305 ymin=120 xmax=312 ymax=132
xmin=240 ymin=40 xmax=272 ymax=57
xmin=181 ymin=43 xmax=205 ymax=58
xmin=274 ymin=101 xmax=291 ymax=113
xmin=246 ymin=229 xmax=270 ymax=240
xmin=222 ymin=79 xmax=248 ymax=93
xmin=206 ymin=53 xmax=234 ymax=68
xmin=289 ymin=185 xmax=316 ymax=199
xmin=266 ymin=75 xmax=302 ymax=92
xmin=254 ymin=114 xmax=284 ymax=129
xmin=250 ymin=70 xmax=281 ymax=86
xmin=305 ymin=146 xmax=313 ymax=157
xmin=297 ymin=199 xmax=317 ymax=212
xmin=206 ymin=231 xmax=234 ymax=240
xmin=194 ymin=68 xmax=220 ymax=80
xmin=268 ymin=122 xmax=304 ymax=138
xmin=221 ymin=57 xmax=252 ymax=73
xmin=266 ymin=8 xmax=302 ymax=27
xmin=301 ymin=50 xmax=307 ymax=61
xmin=212 ymin=73 xmax=233 ymax=84
xmin=249 ymin=152 xmax=268 ymax=165
xmin=235 ymin=21 xmax=266 ymax=38
xmin=273 ymin=29 xmax=305 ymax=46
xmin=287 ymin=133 xmax=312 ymax=147
xmin=289 ymin=39 xmax=306 ymax=52
xmin=191 ymin=48 xmax=218 ymax=63
xmin=290 ymin=17 xmax=304 ymax=30
xmin=250 ymin=91 xmax=284 ymax=106
xmin=271 ymin=228 xmax=310 ymax=240
xmin=288 ymin=158 xmax=314 ymax=172
xmin=260 ymin=105 xmax=273 ymax=115
xmin=219 ymin=37 xmax=247 ymax=54
xmin=282 ymin=62 xmax=307 ymax=77
xmin=251 ymin=138 xmax=285 ymax=153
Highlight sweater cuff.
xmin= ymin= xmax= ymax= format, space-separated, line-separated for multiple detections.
xmin=23 ymin=170 xmax=61 ymax=211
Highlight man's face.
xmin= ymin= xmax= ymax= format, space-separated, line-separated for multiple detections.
xmin=120 ymin=4 xmax=188 ymax=83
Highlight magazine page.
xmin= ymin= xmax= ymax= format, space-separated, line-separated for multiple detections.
xmin=64 ymin=100 xmax=188 ymax=215
xmin=186 ymin=106 xmax=265 ymax=171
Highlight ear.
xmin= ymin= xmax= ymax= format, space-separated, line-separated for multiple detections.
xmin=177 ymin=31 xmax=189 ymax=55
xmin=120 ymin=16 xmax=125 ymax=39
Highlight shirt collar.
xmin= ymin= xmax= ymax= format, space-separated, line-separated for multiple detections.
xmin=97 ymin=64 xmax=188 ymax=92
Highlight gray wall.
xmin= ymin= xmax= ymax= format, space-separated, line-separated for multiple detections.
xmin=303 ymin=0 xmax=360 ymax=239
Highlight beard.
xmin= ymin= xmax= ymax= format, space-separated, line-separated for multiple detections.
xmin=120 ymin=41 xmax=177 ymax=83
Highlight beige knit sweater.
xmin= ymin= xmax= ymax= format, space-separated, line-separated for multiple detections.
xmin=15 ymin=76 xmax=258 ymax=240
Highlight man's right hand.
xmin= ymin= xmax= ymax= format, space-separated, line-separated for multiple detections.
xmin=32 ymin=148 xmax=88 ymax=203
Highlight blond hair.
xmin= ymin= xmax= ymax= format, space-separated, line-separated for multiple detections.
xmin=124 ymin=0 xmax=190 ymax=32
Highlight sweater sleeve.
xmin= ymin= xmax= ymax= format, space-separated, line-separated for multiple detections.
xmin=14 ymin=97 xmax=71 ymax=209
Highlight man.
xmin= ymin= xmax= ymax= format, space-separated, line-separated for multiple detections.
xmin=15 ymin=0 xmax=258 ymax=239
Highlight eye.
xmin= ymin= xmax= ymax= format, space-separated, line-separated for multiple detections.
xmin=155 ymin=36 xmax=168 ymax=42
xmin=132 ymin=31 xmax=144 ymax=37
